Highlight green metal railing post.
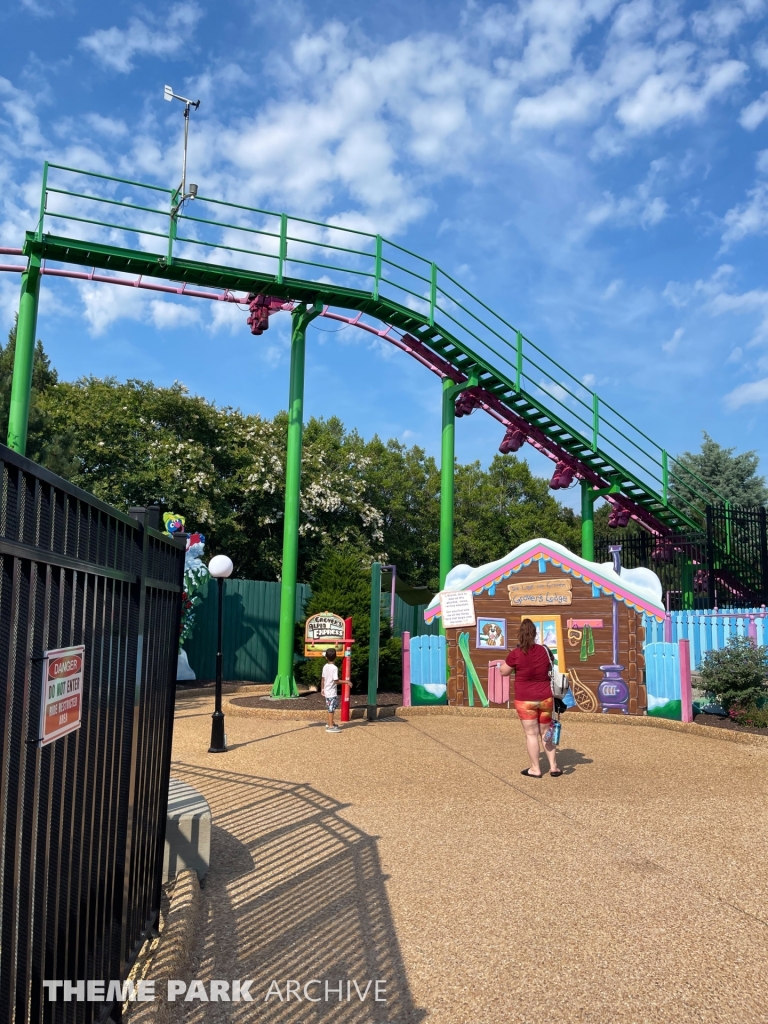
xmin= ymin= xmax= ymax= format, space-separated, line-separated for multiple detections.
xmin=7 ymin=255 xmax=41 ymax=455
xmin=277 ymin=213 xmax=287 ymax=285
xmin=681 ymin=557 xmax=694 ymax=610
xmin=367 ymin=561 xmax=381 ymax=721
xmin=373 ymin=235 xmax=382 ymax=300
xmin=429 ymin=263 xmax=437 ymax=327
xmin=272 ymin=305 xmax=318 ymax=698
xmin=662 ymin=450 xmax=668 ymax=506
xmin=440 ymin=377 xmax=456 ymax=592
xmin=515 ymin=331 xmax=522 ymax=392
xmin=581 ymin=479 xmax=595 ymax=562
xmin=592 ymin=394 xmax=599 ymax=453
xmin=37 ymin=162 xmax=49 ymax=240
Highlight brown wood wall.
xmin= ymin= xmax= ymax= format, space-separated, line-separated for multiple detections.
xmin=444 ymin=561 xmax=647 ymax=714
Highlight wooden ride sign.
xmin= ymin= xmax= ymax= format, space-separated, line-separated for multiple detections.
xmin=507 ymin=579 xmax=572 ymax=606
xmin=304 ymin=611 xmax=346 ymax=658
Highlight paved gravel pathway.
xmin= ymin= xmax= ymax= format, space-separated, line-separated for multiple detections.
xmin=168 ymin=695 xmax=767 ymax=1024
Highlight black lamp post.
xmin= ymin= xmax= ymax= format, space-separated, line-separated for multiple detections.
xmin=207 ymin=554 xmax=233 ymax=753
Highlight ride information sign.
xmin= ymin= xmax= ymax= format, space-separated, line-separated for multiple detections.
xmin=39 ymin=645 xmax=85 ymax=747
xmin=304 ymin=612 xmax=346 ymax=658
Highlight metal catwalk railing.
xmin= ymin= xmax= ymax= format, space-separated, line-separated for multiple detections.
xmin=22 ymin=162 xmax=727 ymax=534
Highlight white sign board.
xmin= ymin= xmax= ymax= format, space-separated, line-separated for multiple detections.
xmin=439 ymin=590 xmax=476 ymax=629
xmin=39 ymin=645 xmax=85 ymax=747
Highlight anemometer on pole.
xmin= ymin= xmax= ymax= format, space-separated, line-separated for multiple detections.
xmin=164 ymin=85 xmax=200 ymax=215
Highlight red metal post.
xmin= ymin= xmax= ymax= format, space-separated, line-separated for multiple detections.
xmin=679 ymin=638 xmax=693 ymax=723
xmin=340 ymin=617 xmax=353 ymax=723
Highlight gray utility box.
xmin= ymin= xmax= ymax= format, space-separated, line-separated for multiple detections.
xmin=163 ymin=778 xmax=211 ymax=883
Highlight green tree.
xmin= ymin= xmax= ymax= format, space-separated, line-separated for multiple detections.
xmin=453 ymin=454 xmax=581 ymax=568
xmin=362 ymin=437 xmax=440 ymax=589
xmin=296 ymin=550 xmax=401 ymax=691
xmin=0 ymin=319 xmax=76 ymax=476
xmin=673 ymin=432 xmax=768 ymax=508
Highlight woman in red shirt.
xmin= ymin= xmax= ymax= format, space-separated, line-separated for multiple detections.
xmin=499 ymin=618 xmax=561 ymax=777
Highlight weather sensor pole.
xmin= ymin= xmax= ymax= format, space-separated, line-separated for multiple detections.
xmin=164 ymin=85 xmax=200 ymax=214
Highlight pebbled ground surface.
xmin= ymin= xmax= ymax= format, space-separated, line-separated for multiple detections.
xmin=165 ymin=693 xmax=768 ymax=1024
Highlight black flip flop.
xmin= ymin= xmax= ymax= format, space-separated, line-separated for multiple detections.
xmin=550 ymin=769 xmax=563 ymax=777
xmin=520 ymin=769 xmax=542 ymax=777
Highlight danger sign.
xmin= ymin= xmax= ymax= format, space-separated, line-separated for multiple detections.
xmin=39 ymin=645 xmax=85 ymax=747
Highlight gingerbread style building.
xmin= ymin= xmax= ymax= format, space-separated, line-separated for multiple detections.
xmin=424 ymin=539 xmax=665 ymax=715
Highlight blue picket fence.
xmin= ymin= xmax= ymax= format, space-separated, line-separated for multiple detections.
xmin=645 ymin=643 xmax=681 ymax=700
xmin=643 ymin=609 xmax=767 ymax=671
xmin=409 ymin=635 xmax=447 ymax=705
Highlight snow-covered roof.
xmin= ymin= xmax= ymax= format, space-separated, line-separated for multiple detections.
xmin=424 ymin=538 xmax=665 ymax=623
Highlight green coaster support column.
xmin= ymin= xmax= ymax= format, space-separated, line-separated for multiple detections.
xmin=7 ymin=255 xmax=41 ymax=455
xmin=581 ymin=479 xmax=595 ymax=562
xmin=580 ymin=476 xmax=622 ymax=562
xmin=367 ymin=561 xmax=381 ymax=721
xmin=272 ymin=303 xmax=320 ymax=698
xmin=440 ymin=371 xmax=479 ymax=592
xmin=440 ymin=378 xmax=456 ymax=591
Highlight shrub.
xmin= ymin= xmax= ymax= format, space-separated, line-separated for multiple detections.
xmin=728 ymin=704 xmax=768 ymax=729
xmin=699 ymin=636 xmax=768 ymax=712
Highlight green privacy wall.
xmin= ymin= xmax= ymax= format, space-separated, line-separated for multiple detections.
xmin=184 ymin=579 xmax=311 ymax=682
xmin=184 ymin=578 xmax=436 ymax=682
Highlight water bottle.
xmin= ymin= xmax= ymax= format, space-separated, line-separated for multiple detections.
xmin=551 ymin=720 xmax=561 ymax=745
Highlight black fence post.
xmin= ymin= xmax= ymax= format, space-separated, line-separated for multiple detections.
xmin=759 ymin=506 xmax=768 ymax=606
xmin=120 ymin=508 xmax=151 ymax=978
xmin=705 ymin=505 xmax=716 ymax=609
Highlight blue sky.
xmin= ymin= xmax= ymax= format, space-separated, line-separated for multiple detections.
xmin=2 ymin=0 xmax=768 ymax=509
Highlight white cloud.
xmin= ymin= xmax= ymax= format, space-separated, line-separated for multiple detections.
xmin=724 ymin=376 xmax=768 ymax=408
xmin=721 ymin=183 xmax=768 ymax=246
xmin=582 ymin=160 xmax=669 ymax=231
xmin=616 ymin=59 xmax=747 ymax=134
xmin=148 ymin=300 xmax=201 ymax=330
xmin=84 ymin=114 xmax=128 ymax=139
xmin=692 ymin=0 xmax=766 ymax=43
xmin=78 ymin=282 xmax=147 ymax=335
xmin=79 ymin=4 xmax=203 ymax=74
xmin=663 ymin=326 xmax=684 ymax=352
xmin=209 ymin=301 xmax=247 ymax=335
xmin=739 ymin=90 xmax=768 ymax=129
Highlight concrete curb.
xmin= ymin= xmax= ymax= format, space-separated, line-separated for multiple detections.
xmin=394 ymin=704 xmax=768 ymax=747
xmin=126 ymin=870 xmax=203 ymax=1023
xmin=222 ymin=699 xmax=397 ymax=722
xmin=211 ymin=695 xmax=768 ymax=747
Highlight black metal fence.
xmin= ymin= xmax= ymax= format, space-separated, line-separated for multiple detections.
xmin=596 ymin=503 xmax=768 ymax=610
xmin=0 ymin=443 xmax=184 ymax=1023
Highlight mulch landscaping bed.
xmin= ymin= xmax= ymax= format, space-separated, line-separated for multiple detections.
xmin=693 ymin=712 xmax=768 ymax=736
xmin=230 ymin=691 xmax=402 ymax=711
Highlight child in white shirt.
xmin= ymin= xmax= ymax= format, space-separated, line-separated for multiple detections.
xmin=322 ymin=648 xmax=341 ymax=733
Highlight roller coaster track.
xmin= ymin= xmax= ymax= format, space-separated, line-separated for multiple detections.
xmin=10 ymin=162 xmax=727 ymax=536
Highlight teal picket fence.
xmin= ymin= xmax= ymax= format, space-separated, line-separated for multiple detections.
xmin=643 ymin=609 xmax=767 ymax=671
xmin=644 ymin=642 xmax=682 ymax=720
xmin=184 ymin=578 xmax=436 ymax=682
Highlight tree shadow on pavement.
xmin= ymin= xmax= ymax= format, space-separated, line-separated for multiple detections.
xmin=171 ymin=762 xmax=427 ymax=1023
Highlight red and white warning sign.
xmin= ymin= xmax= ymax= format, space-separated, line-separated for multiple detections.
xmin=39 ymin=645 xmax=85 ymax=747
